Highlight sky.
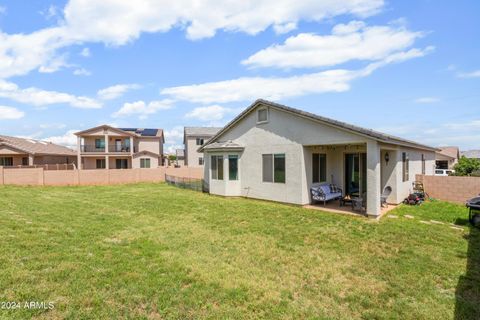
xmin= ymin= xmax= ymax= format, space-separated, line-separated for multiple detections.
xmin=0 ymin=0 xmax=479 ymax=153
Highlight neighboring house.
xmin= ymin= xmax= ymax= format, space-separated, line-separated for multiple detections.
xmin=183 ymin=127 xmax=221 ymax=167
xmin=0 ymin=134 xmax=77 ymax=167
xmin=175 ymin=149 xmax=185 ymax=167
xmin=435 ymin=146 xmax=459 ymax=169
xmin=199 ymin=99 xmax=437 ymax=218
xmin=460 ymin=150 xmax=480 ymax=161
xmin=75 ymin=125 xmax=164 ymax=169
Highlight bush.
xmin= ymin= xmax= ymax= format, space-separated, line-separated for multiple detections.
xmin=453 ymin=156 xmax=480 ymax=176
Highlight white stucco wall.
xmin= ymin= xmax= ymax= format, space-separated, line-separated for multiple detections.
xmin=203 ymin=104 xmax=436 ymax=216
xmin=185 ymin=136 xmax=211 ymax=167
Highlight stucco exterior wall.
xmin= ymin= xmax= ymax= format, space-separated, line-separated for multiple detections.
xmin=132 ymin=154 xmax=159 ymax=168
xmin=203 ymin=104 xmax=436 ymax=215
xmin=185 ymin=136 xmax=210 ymax=167
xmin=205 ymin=107 xmax=372 ymax=205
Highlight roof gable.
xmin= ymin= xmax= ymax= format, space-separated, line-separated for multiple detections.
xmin=200 ymin=99 xmax=437 ymax=152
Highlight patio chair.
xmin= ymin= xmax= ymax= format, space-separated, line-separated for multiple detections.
xmin=351 ymin=192 xmax=367 ymax=214
xmin=381 ymin=186 xmax=392 ymax=208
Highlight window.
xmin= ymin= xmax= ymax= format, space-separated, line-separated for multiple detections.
xmin=262 ymin=153 xmax=285 ymax=183
xmin=211 ymin=155 xmax=223 ymax=180
xmin=229 ymin=155 xmax=238 ymax=180
xmin=22 ymin=157 xmax=29 ymax=166
xmin=116 ymin=159 xmax=128 ymax=169
xmin=0 ymin=157 xmax=13 ymax=166
xmin=95 ymin=138 xmax=105 ymax=149
xmin=421 ymin=154 xmax=426 ymax=175
xmin=198 ymin=157 xmax=204 ymax=166
xmin=257 ymin=108 xmax=268 ymax=123
xmin=96 ymin=159 xmax=106 ymax=169
xmin=312 ymin=153 xmax=327 ymax=183
xmin=140 ymin=158 xmax=151 ymax=168
xmin=402 ymin=152 xmax=409 ymax=182
xmin=196 ymin=138 xmax=204 ymax=146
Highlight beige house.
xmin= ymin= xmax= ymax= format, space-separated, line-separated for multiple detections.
xmin=0 ymin=134 xmax=76 ymax=167
xmin=200 ymin=100 xmax=437 ymax=218
xmin=435 ymin=146 xmax=459 ymax=169
xmin=183 ymin=127 xmax=221 ymax=167
xmin=175 ymin=149 xmax=185 ymax=167
xmin=75 ymin=125 xmax=164 ymax=169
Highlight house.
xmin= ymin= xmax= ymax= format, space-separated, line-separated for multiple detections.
xmin=199 ymin=99 xmax=437 ymax=218
xmin=183 ymin=127 xmax=221 ymax=167
xmin=175 ymin=149 xmax=185 ymax=166
xmin=460 ymin=150 xmax=480 ymax=161
xmin=75 ymin=125 xmax=164 ymax=169
xmin=0 ymin=134 xmax=77 ymax=167
xmin=435 ymin=146 xmax=459 ymax=169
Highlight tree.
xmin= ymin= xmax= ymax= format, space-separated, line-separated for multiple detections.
xmin=453 ymin=156 xmax=480 ymax=176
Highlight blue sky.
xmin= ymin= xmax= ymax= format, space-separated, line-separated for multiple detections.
xmin=0 ymin=0 xmax=478 ymax=152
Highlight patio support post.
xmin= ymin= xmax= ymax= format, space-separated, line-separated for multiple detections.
xmin=105 ymin=155 xmax=109 ymax=170
xmin=77 ymin=136 xmax=82 ymax=170
xmin=366 ymin=140 xmax=381 ymax=217
xmin=28 ymin=154 xmax=34 ymax=166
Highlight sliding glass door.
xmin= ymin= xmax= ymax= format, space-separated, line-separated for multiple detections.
xmin=344 ymin=153 xmax=367 ymax=197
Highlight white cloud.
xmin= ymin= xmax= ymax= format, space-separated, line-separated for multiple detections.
xmin=80 ymin=47 xmax=91 ymax=57
xmin=242 ymin=21 xmax=424 ymax=69
xmin=273 ymin=22 xmax=297 ymax=34
xmin=0 ymin=0 xmax=384 ymax=78
xmin=161 ymin=47 xmax=433 ymax=104
xmin=0 ymin=106 xmax=24 ymax=120
xmin=414 ymin=97 xmax=440 ymax=104
xmin=40 ymin=5 xmax=59 ymax=20
xmin=42 ymin=129 xmax=78 ymax=149
xmin=457 ymin=69 xmax=480 ymax=78
xmin=73 ymin=68 xmax=92 ymax=76
xmin=0 ymin=80 xmax=101 ymax=108
xmin=164 ymin=126 xmax=188 ymax=150
xmin=0 ymin=6 xmax=6 ymax=15
xmin=112 ymin=99 xmax=174 ymax=119
xmin=377 ymin=120 xmax=480 ymax=150
xmin=97 ymin=84 xmax=141 ymax=100
xmin=185 ymin=105 xmax=235 ymax=121
xmin=165 ymin=144 xmax=184 ymax=154
xmin=39 ymin=123 xmax=67 ymax=129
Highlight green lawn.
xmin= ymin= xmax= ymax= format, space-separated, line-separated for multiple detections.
xmin=0 ymin=183 xmax=478 ymax=319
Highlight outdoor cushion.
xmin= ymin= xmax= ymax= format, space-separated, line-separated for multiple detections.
xmin=311 ymin=183 xmax=342 ymax=203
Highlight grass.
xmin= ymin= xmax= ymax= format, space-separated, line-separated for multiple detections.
xmin=0 ymin=183 xmax=478 ymax=319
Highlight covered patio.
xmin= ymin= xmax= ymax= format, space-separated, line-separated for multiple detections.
xmin=304 ymin=140 xmax=395 ymax=217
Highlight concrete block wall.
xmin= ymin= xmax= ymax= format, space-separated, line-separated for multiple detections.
xmin=0 ymin=167 xmax=204 ymax=186
xmin=416 ymin=174 xmax=480 ymax=203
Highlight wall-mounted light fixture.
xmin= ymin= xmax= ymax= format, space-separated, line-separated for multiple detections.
xmin=385 ymin=152 xmax=390 ymax=165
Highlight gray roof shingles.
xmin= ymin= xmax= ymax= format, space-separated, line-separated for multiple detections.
xmin=184 ymin=127 xmax=222 ymax=137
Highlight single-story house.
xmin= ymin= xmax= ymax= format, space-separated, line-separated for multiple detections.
xmin=0 ymin=134 xmax=77 ymax=167
xmin=199 ymin=99 xmax=437 ymax=218
xmin=435 ymin=146 xmax=459 ymax=169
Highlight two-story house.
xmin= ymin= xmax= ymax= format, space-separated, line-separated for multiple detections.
xmin=75 ymin=125 xmax=164 ymax=169
xmin=183 ymin=127 xmax=221 ymax=167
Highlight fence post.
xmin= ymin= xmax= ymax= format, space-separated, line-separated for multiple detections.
xmin=0 ymin=166 xmax=3 ymax=185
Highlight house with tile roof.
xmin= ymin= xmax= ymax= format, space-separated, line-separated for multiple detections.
xmin=0 ymin=134 xmax=77 ymax=167
xmin=435 ymin=146 xmax=460 ymax=169
xmin=199 ymin=99 xmax=438 ymax=218
xmin=75 ymin=125 xmax=164 ymax=169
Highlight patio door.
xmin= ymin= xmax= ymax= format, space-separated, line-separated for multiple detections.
xmin=344 ymin=153 xmax=367 ymax=197
xmin=115 ymin=139 xmax=122 ymax=152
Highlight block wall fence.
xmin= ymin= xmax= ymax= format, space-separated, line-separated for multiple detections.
xmin=416 ymin=174 xmax=480 ymax=204
xmin=0 ymin=167 xmax=203 ymax=186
